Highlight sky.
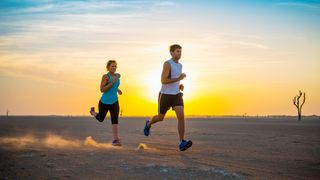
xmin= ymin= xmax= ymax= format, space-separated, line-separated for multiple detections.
xmin=0 ymin=0 xmax=319 ymax=116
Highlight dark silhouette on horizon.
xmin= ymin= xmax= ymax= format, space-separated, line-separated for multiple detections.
xmin=293 ymin=90 xmax=306 ymax=121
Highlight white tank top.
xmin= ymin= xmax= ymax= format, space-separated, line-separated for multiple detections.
xmin=160 ymin=59 xmax=182 ymax=95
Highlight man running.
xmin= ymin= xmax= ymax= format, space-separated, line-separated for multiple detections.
xmin=144 ymin=44 xmax=192 ymax=151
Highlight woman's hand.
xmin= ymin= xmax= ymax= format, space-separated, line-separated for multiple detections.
xmin=111 ymin=76 xmax=118 ymax=84
xmin=118 ymin=89 xmax=122 ymax=95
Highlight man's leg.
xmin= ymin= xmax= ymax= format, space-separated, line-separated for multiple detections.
xmin=144 ymin=93 xmax=168 ymax=136
xmin=174 ymin=105 xmax=192 ymax=151
xmin=173 ymin=106 xmax=185 ymax=141
xmin=148 ymin=113 xmax=165 ymax=127
xmin=144 ymin=113 xmax=165 ymax=136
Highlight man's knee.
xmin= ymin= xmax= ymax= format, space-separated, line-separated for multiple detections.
xmin=173 ymin=106 xmax=184 ymax=111
xmin=157 ymin=114 xmax=165 ymax=121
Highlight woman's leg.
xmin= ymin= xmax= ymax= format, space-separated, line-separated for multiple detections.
xmin=95 ymin=101 xmax=108 ymax=122
xmin=90 ymin=107 xmax=97 ymax=117
xmin=110 ymin=102 xmax=120 ymax=140
xmin=112 ymin=124 xmax=119 ymax=141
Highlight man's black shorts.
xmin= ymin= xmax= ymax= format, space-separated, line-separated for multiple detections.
xmin=158 ymin=92 xmax=184 ymax=114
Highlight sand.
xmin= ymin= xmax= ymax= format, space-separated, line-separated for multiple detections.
xmin=0 ymin=116 xmax=319 ymax=179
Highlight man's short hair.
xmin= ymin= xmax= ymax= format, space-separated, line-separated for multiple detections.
xmin=169 ymin=44 xmax=182 ymax=52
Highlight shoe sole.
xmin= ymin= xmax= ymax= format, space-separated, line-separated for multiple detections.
xmin=144 ymin=121 xmax=150 ymax=136
xmin=180 ymin=141 xmax=193 ymax=151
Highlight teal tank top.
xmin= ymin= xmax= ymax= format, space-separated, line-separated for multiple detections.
xmin=100 ymin=73 xmax=120 ymax=105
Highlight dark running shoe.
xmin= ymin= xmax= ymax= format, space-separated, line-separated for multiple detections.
xmin=112 ymin=139 xmax=122 ymax=146
xmin=179 ymin=140 xmax=192 ymax=151
xmin=144 ymin=120 xmax=150 ymax=136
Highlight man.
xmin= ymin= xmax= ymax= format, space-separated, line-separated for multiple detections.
xmin=144 ymin=44 xmax=192 ymax=151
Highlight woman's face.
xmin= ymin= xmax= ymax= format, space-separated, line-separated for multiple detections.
xmin=107 ymin=62 xmax=117 ymax=73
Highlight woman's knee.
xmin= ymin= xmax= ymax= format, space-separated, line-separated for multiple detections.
xmin=111 ymin=119 xmax=118 ymax=124
xmin=97 ymin=114 xmax=105 ymax=122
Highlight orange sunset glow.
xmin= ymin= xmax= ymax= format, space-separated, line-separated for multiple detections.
xmin=0 ymin=1 xmax=319 ymax=116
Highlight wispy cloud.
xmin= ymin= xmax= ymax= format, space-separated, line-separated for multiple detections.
xmin=154 ymin=1 xmax=177 ymax=7
xmin=0 ymin=62 xmax=82 ymax=85
xmin=1 ymin=1 xmax=146 ymax=14
xmin=276 ymin=2 xmax=320 ymax=9
xmin=0 ymin=0 xmax=180 ymax=85
xmin=235 ymin=41 xmax=270 ymax=50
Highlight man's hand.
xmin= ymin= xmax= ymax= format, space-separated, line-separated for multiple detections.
xmin=179 ymin=84 xmax=184 ymax=91
xmin=179 ymin=73 xmax=186 ymax=80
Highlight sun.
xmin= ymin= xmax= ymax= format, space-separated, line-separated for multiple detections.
xmin=143 ymin=69 xmax=162 ymax=102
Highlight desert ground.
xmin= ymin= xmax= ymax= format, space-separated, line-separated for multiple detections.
xmin=0 ymin=116 xmax=319 ymax=179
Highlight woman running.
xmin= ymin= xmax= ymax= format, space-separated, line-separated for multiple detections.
xmin=90 ymin=60 xmax=122 ymax=146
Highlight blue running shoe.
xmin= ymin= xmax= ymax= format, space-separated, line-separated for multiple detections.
xmin=144 ymin=120 xmax=150 ymax=136
xmin=179 ymin=140 xmax=192 ymax=151
xmin=112 ymin=139 xmax=122 ymax=146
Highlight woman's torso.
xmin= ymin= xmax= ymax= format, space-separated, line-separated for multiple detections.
xmin=100 ymin=73 xmax=120 ymax=104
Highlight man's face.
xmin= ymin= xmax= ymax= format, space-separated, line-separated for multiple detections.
xmin=171 ymin=48 xmax=182 ymax=60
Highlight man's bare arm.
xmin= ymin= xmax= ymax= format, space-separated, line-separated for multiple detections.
xmin=161 ymin=62 xmax=186 ymax=84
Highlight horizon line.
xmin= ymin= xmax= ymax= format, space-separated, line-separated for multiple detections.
xmin=1 ymin=114 xmax=319 ymax=118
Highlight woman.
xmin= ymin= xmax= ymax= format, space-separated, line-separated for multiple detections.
xmin=90 ymin=60 xmax=122 ymax=146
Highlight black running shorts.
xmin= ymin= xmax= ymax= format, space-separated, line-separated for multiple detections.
xmin=95 ymin=101 xmax=119 ymax=124
xmin=158 ymin=92 xmax=184 ymax=114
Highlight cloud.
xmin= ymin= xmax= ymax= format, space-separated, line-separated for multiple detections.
xmin=1 ymin=1 xmax=146 ymax=15
xmin=154 ymin=1 xmax=177 ymax=7
xmin=235 ymin=41 xmax=270 ymax=50
xmin=198 ymin=32 xmax=270 ymax=49
xmin=16 ymin=4 xmax=54 ymax=13
xmin=276 ymin=2 xmax=320 ymax=9
xmin=0 ymin=61 xmax=85 ymax=86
